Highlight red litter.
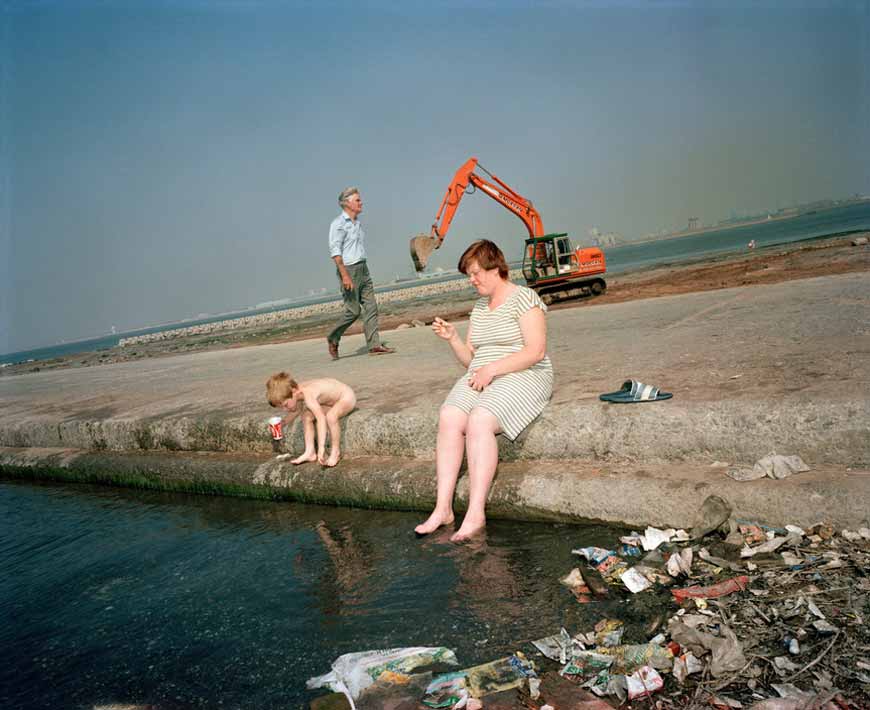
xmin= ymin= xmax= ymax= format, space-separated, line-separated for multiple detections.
xmin=671 ymin=575 xmax=750 ymax=602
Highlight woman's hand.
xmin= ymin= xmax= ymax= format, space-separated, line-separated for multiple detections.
xmin=468 ymin=364 xmax=496 ymax=391
xmin=432 ymin=317 xmax=457 ymax=342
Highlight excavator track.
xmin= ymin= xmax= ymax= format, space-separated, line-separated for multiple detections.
xmin=534 ymin=277 xmax=606 ymax=305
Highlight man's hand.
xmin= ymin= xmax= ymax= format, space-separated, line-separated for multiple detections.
xmin=340 ymin=271 xmax=354 ymax=290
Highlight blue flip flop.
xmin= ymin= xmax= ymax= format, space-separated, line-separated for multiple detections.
xmin=599 ymin=379 xmax=673 ymax=403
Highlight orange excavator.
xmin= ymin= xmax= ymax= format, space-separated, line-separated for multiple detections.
xmin=410 ymin=157 xmax=606 ymax=304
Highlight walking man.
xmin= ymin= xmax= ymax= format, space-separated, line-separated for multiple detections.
xmin=326 ymin=187 xmax=395 ymax=360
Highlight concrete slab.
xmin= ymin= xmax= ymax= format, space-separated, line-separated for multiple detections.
xmin=2 ymin=273 xmax=868 ymax=468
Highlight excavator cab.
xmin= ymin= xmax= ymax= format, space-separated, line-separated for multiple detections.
xmin=523 ymin=234 xmax=563 ymax=283
xmin=523 ymin=233 xmax=607 ymax=303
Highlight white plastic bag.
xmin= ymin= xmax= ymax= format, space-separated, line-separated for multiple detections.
xmin=307 ymin=646 xmax=458 ymax=709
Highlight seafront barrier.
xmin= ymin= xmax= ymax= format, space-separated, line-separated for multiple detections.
xmin=117 ymin=270 xmax=522 ymax=347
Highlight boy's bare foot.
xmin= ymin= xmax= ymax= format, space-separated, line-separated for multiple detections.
xmin=322 ymin=451 xmax=341 ymax=467
xmin=414 ymin=511 xmax=455 ymax=536
xmin=450 ymin=515 xmax=486 ymax=543
xmin=291 ymin=451 xmax=317 ymax=465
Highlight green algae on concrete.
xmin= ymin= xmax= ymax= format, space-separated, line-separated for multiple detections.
xmin=3 ymin=447 xmax=869 ymax=531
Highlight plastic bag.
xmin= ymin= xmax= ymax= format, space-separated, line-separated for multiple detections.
xmin=308 ymin=646 xmax=458 ymax=710
xmin=669 ymin=622 xmax=746 ymax=677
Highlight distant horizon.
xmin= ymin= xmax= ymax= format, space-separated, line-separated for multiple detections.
xmin=4 ymin=194 xmax=868 ymax=359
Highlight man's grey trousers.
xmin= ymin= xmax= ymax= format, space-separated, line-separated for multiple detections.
xmin=327 ymin=260 xmax=381 ymax=350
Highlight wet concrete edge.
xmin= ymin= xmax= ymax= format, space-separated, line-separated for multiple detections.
xmin=3 ymin=447 xmax=869 ymax=531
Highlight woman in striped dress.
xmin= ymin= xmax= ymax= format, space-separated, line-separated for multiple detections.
xmin=415 ymin=240 xmax=553 ymax=542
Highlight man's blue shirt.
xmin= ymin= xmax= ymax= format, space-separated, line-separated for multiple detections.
xmin=328 ymin=212 xmax=366 ymax=265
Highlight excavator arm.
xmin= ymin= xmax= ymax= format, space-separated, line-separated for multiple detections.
xmin=410 ymin=157 xmax=545 ymax=271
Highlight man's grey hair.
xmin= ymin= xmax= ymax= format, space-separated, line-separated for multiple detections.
xmin=338 ymin=187 xmax=360 ymax=207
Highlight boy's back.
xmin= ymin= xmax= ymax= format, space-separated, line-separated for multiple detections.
xmin=298 ymin=378 xmax=353 ymax=407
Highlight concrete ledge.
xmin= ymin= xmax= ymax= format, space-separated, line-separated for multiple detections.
xmin=1 ymin=397 xmax=867 ymax=466
xmin=3 ymin=447 xmax=868 ymax=530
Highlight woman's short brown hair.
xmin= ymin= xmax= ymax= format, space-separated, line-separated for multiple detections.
xmin=457 ymin=239 xmax=509 ymax=279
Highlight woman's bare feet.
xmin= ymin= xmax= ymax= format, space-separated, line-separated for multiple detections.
xmin=450 ymin=514 xmax=486 ymax=543
xmin=291 ymin=451 xmax=317 ymax=465
xmin=414 ymin=510 xmax=455 ymax=536
xmin=322 ymin=450 xmax=341 ymax=467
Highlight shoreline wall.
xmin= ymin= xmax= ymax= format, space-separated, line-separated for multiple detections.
xmin=117 ymin=270 xmax=525 ymax=347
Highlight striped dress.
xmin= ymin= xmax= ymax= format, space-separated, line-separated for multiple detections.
xmin=443 ymin=285 xmax=553 ymax=440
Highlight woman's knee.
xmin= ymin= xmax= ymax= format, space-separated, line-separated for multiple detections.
xmin=467 ymin=408 xmax=500 ymax=437
xmin=438 ymin=406 xmax=468 ymax=434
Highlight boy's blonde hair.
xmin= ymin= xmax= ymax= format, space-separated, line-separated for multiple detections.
xmin=266 ymin=371 xmax=298 ymax=407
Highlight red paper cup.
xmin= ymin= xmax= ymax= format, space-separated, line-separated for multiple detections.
xmin=267 ymin=416 xmax=283 ymax=440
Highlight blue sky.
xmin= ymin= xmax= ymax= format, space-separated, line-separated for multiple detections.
xmin=3 ymin=0 xmax=868 ymax=353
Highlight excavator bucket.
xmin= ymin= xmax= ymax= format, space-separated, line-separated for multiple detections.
xmin=410 ymin=233 xmax=440 ymax=272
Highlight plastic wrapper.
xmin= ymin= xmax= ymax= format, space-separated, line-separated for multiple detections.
xmin=672 ymin=652 xmax=703 ymax=683
xmin=560 ymin=651 xmax=614 ymax=677
xmin=422 ymin=672 xmax=466 ymax=708
xmin=424 ymin=654 xmax=536 ymax=706
xmin=620 ymin=542 xmax=643 ymax=557
xmin=621 ymin=567 xmax=652 ymax=593
xmin=595 ymin=643 xmax=674 ymax=673
xmin=532 ymin=628 xmax=576 ymax=663
xmin=572 ymin=546 xmax=615 ymax=564
xmin=666 ymin=547 xmax=693 ymax=576
xmin=596 ymin=554 xmax=628 ymax=582
xmin=634 ymin=564 xmax=674 ymax=585
xmin=593 ymin=619 xmax=624 ymax=647
xmin=559 ymin=568 xmax=592 ymax=602
xmin=583 ymin=670 xmax=627 ymax=701
xmin=626 ymin=666 xmax=664 ymax=699
xmin=640 ymin=526 xmax=677 ymax=551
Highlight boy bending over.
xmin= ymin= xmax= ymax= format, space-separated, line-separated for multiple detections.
xmin=266 ymin=372 xmax=356 ymax=467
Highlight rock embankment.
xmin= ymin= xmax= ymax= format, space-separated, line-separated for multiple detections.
xmin=118 ymin=273 xmax=498 ymax=347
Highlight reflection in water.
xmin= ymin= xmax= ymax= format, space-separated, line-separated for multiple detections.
xmin=444 ymin=535 xmax=525 ymax=627
xmin=311 ymin=520 xmax=385 ymax=616
xmin=0 ymin=481 xmax=625 ymax=709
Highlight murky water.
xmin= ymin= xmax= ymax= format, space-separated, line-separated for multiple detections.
xmin=0 ymin=481 xmax=631 ymax=709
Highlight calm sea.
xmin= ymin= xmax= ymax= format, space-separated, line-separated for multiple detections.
xmin=4 ymin=201 xmax=869 ymax=367
xmin=0 ymin=481 xmax=630 ymax=709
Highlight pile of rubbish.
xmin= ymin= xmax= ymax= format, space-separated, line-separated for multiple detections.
xmin=308 ymin=496 xmax=869 ymax=709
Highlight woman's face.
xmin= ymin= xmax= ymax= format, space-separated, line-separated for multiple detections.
xmin=466 ymin=260 xmax=502 ymax=297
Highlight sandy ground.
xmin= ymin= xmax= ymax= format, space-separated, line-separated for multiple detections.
xmin=5 ymin=233 xmax=868 ymax=377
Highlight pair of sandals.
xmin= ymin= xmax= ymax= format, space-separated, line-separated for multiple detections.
xmin=599 ymin=379 xmax=673 ymax=404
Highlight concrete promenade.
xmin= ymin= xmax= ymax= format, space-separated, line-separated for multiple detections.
xmin=2 ymin=272 xmax=868 ymax=529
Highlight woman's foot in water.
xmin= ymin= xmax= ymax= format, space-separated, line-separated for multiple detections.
xmin=414 ymin=510 xmax=454 ymax=536
xmin=450 ymin=514 xmax=486 ymax=543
